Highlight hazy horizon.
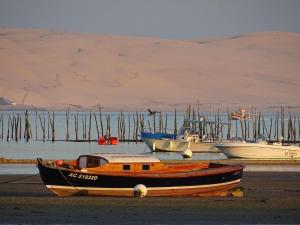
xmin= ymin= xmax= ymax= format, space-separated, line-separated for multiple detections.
xmin=0 ymin=0 xmax=300 ymax=39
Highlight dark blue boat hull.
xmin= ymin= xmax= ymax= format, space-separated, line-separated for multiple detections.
xmin=141 ymin=131 xmax=176 ymax=140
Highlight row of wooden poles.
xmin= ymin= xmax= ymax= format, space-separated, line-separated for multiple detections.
xmin=0 ymin=106 xmax=299 ymax=143
xmin=183 ymin=105 xmax=300 ymax=143
xmin=0 ymin=109 xmax=166 ymax=143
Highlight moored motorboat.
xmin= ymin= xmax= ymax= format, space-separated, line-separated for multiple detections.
xmin=142 ymin=127 xmax=220 ymax=153
xmin=141 ymin=119 xmax=227 ymax=153
xmin=37 ymin=153 xmax=243 ymax=197
xmin=215 ymin=141 xmax=300 ymax=159
xmin=143 ymin=137 xmax=220 ymax=153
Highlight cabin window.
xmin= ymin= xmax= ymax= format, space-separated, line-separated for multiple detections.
xmin=123 ymin=164 xmax=131 ymax=171
xmin=99 ymin=158 xmax=108 ymax=166
xmin=79 ymin=156 xmax=87 ymax=168
xmin=142 ymin=164 xmax=150 ymax=170
xmin=78 ymin=156 xmax=101 ymax=168
xmin=87 ymin=157 xmax=99 ymax=168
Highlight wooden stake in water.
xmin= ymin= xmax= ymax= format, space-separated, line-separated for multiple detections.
xmin=268 ymin=118 xmax=273 ymax=140
xmin=192 ymin=108 xmax=196 ymax=131
xmin=135 ymin=111 xmax=139 ymax=143
xmin=74 ymin=113 xmax=79 ymax=141
xmin=88 ymin=111 xmax=92 ymax=142
xmin=159 ymin=112 xmax=163 ymax=133
xmin=48 ymin=112 xmax=55 ymax=142
xmin=15 ymin=115 xmax=19 ymax=142
xmin=84 ymin=114 xmax=87 ymax=140
xmin=132 ymin=114 xmax=136 ymax=140
xmin=118 ymin=111 xmax=121 ymax=140
xmin=257 ymin=112 xmax=261 ymax=137
xmin=227 ymin=109 xmax=231 ymax=140
xmin=262 ymin=113 xmax=266 ymax=137
xmin=117 ymin=115 xmax=120 ymax=139
xmin=39 ymin=114 xmax=46 ymax=141
xmin=164 ymin=113 xmax=168 ymax=134
xmin=82 ymin=114 xmax=86 ymax=140
xmin=106 ymin=114 xmax=111 ymax=137
xmin=253 ymin=110 xmax=257 ymax=141
xmin=123 ymin=110 xmax=127 ymax=140
xmin=10 ymin=114 xmax=14 ymax=140
xmin=274 ymin=111 xmax=278 ymax=141
xmin=99 ymin=107 xmax=104 ymax=137
xmin=174 ymin=109 xmax=177 ymax=135
xmin=240 ymin=119 xmax=244 ymax=140
xmin=47 ymin=113 xmax=50 ymax=140
xmin=94 ymin=113 xmax=100 ymax=139
xmin=293 ymin=113 xmax=296 ymax=143
xmin=281 ymin=107 xmax=285 ymax=141
xmin=7 ymin=114 xmax=11 ymax=142
xmin=66 ymin=108 xmax=70 ymax=141
xmin=140 ymin=114 xmax=144 ymax=132
xmin=147 ymin=119 xmax=151 ymax=132
xmin=128 ymin=114 xmax=131 ymax=140
xmin=153 ymin=113 xmax=156 ymax=133
xmin=235 ymin=120 xmax=238 ymax=138
xmin=0 ymin=114 xmax=3 ymax=140
xmin=297 ymin=117 xmax=300 ymax=141
xmin=24 ymin=111 xmax=31 ymax=142
xmin=19 ymin=113 xmax=22 ymax=140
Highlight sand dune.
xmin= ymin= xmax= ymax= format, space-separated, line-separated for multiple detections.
xmin=0 ymin=28 xmax=299 ymax=111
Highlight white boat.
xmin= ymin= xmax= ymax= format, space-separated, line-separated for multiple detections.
xmin=142 ymin=119 xmax=228 ymax=153
xmin=215 ymin=140 xmax=300 ymax=159
xmin=143 ymin=137 xmax=220 ymax=153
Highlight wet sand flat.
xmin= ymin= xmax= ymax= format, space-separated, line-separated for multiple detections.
xmin=0 ymin=172 xmax=299 ymax=224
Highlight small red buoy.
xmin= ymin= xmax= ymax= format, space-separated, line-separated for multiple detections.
xmin=110 ymin=137 xmax=118 ymax=145
xmin=97 ymin=136 xmax=118 ymax=145
xmin=98 ymin=137 xmax=106 ymax=145
xmin=55 ymin=160 xmax=64 ymax=166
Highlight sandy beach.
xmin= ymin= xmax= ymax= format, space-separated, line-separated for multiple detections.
xmin=0 ymin=172 xmax=299 ymax=224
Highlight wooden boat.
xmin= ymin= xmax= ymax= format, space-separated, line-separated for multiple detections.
xmin=215 ymin=141 xmax=300 ymax=159
xmin=98 ymin=136 xmax=118 ymax=145
xmin=37 ymin=154 xmax=243 ymax=197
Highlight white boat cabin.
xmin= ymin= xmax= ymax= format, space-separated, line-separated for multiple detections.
xmin=77 ymin=154 xmax=161 ymax=169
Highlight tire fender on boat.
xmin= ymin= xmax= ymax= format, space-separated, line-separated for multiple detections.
xmin=182 ymin=148 xmax=192 ymax=158
xmin=133 ymin=184 xmax=147 ymax=197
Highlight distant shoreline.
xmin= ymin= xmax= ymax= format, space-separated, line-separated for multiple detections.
xmin=1 ymin=157 xmax=300 ymax=165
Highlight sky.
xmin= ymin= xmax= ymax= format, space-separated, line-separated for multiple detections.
xmin=0 ymin=0 xmax=300 ymax=39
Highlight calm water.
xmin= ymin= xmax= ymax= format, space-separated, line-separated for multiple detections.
xmin=0 ymin=110 xmax=299 ymax=174
xmin=0 ymin=139 xmax=227 ymax=160
xmin=0 ymin=139 xmax=226 ymax=174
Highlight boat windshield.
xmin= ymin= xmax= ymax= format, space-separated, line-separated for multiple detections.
xmin=178 ymin=127 xmax=199 ymax=136
xmin=78 ymin=155 xmax=108 ymax=168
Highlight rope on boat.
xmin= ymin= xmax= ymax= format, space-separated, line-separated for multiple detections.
xmin=57 ymin=167 xmax=80 ymax=193
xmin=0 ymin=174 xmax=39 ymax=184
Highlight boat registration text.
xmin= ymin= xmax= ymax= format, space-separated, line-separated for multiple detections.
xmin=68 ymin=172 xmax=98 ymax=180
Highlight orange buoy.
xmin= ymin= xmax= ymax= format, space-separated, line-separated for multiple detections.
xmin=55 ymin=160 xmax=63 ymax=166
xmin=98 ymin=136 xmax=118 ymax=145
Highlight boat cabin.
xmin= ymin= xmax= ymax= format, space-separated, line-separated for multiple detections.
xmin=74 ymin=153 xmax=210 ymax=174
xmin=76 ymin=154 xmax=163 ymax=173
